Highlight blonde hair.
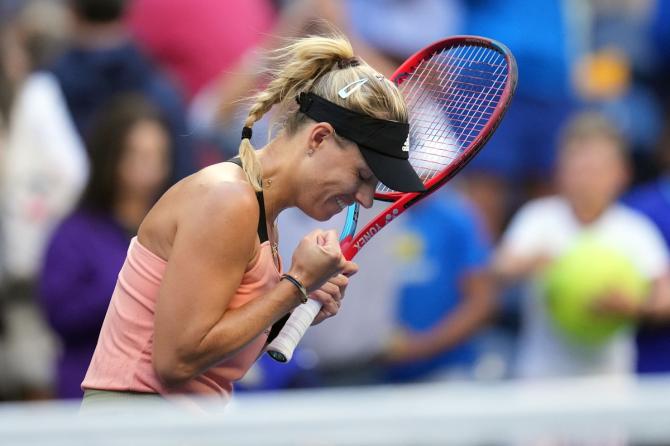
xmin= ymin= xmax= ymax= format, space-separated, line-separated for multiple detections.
xmin=559 ymin=112 xmax=627 ymax=156
xmin=238 ymin=34 xmax=408 ymax=191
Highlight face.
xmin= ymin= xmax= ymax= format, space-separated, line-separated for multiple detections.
xmin=295 ymin=123 xmax=377 ymax=221
xmin=117 ymin=119 xmax=171 ymax=201
xmin=557 ymin=135 xmax=629 ymax=211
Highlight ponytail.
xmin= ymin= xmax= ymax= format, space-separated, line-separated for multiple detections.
xmin=237 ymin=35 xmax=354 ymax=191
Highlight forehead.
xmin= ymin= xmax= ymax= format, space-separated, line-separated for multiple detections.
xmin=561 ymin=135 xmax=625 ymax=161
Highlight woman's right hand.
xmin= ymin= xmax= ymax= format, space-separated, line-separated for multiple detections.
xmin=288 ymin=229 xmax=348 ymax=292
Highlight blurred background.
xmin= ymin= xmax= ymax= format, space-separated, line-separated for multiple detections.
xmin=1 ymin=0 xmax=670 ymax=443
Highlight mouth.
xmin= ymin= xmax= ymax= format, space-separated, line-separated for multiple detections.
xmin=334 ymin=196 xmax=352 ymax=212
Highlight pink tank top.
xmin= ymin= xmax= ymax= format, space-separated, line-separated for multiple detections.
xmin=82 ymin=236 xmax=281 ymax=400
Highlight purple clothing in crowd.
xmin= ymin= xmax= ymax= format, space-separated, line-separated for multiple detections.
xmin=624 ymin=176 xmax=670 ymax=374
xmin=39 ymin=209 xmax=130 ymax=399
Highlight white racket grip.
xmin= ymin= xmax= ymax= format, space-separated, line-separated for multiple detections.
xmin=266 ymin=299 xmax=322 ymax=362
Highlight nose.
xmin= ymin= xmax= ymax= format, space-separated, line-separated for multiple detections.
xmin=354 ymin=183 xmax=375 ymax=209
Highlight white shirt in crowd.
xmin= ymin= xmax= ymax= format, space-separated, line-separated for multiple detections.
xmin=500 ymin=196 xmax=669 ymax=378
xmin=1 ymin=72 xmax=88 ymax=280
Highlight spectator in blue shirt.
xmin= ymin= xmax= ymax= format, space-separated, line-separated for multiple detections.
xmin=382 ymin=190 xmax=495 ymax=381
xmin=624 ymin=120 xmax=670 ymax=374
xmin=50 ymin=0 xmax=194 ymax=181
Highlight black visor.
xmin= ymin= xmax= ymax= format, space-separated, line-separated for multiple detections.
xmin=297 ymin=92 xmax=426 ymax=193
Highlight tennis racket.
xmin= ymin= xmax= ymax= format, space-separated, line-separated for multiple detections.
xmin=267 ymin=35 xmax=517 ymax=362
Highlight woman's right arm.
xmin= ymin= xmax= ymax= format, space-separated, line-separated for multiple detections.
xmin=492 ymin=203 xmax=551 ymax=282
xmin=151 ymin=181 xmax=344 ymax=387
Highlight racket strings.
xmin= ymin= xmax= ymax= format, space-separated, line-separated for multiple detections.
xmin=410 ymin=46 xmax=506 ymax=172
xmin=377 ymin=43 xmax=509 ymax=193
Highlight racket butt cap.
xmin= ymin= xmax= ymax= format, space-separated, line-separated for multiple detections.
xmin=267 ymin=350 xmax=288 ymax=363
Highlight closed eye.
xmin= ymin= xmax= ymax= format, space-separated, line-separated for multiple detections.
xmin=359 ymin=172 xmax=379 ymax=191
xmin=359 ymin=169 xmax=374 ymax=182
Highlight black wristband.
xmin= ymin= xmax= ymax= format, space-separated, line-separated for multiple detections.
xmin=280 ymin=274 xmax=308 ymax=304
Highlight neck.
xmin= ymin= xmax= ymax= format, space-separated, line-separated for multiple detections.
xmin=256 ymin=138 xmax=299 ymax=224
xmin=114 ymin=194 xmax=151 ymax=232
xmin=73 ymin=19 xmax=128 ymax=49
xmin=570 ymin=200 xmax=608 ymax=225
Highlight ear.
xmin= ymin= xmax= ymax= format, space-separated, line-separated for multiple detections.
xmin=308 ymin=122 xmax=335 ymax=151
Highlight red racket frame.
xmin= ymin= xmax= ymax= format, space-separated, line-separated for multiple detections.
xmin=341 ymin=36 xmax=517 ymax=260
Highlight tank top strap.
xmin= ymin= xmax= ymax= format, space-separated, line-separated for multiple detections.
xmin=227 ymin=157 xmax=268 ymax=243
xmin=226 ymin=157 xmax=288 ymax=343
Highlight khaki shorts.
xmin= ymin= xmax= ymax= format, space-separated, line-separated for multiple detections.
xmin=80 ymin=389 xmax=163 ymax=414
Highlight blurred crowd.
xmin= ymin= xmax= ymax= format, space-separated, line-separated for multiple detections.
xmin=0 ymin=0 xmax=669 ymax=401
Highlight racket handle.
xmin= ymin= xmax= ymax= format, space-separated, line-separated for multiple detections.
xmin=266 ymin=299 xmax=322 ymax=362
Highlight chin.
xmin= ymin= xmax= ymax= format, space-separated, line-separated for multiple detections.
xmin=314 ymin=209 xmax=336 ymax=222
xmin=303 ymin=205 xmax=342 ymax=222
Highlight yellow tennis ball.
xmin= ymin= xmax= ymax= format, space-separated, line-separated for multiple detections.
xmin=543 ymin=237 xmax=648 ymax=346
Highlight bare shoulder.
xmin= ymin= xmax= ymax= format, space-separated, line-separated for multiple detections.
xmin=182 ymin=163 xmax=259 ymax=215
xmin=179 ymin=164 xmax=260 ymax=236
xmin=139 ymin=163 xmax=260 ymax=260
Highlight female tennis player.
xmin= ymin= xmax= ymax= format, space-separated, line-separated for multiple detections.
xmin=80 ymin=34 xmax=424 ymax=407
